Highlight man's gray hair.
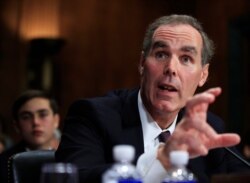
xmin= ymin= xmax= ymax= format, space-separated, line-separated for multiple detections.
xmin=142 ymin=14 xmax=214 ymax=65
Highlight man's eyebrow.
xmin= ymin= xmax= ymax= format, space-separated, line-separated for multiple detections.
xmin=37 ymin=109 xmax=49 ymax=112
xmin=151 ymin=42 xmax=198 ymax=56
xmin=18 ymin=111 xmax=32 ymax=119
xmin=180 ymin=46 xmax=198 ymax=55
xmin=19 ymin=109 xmax=49 ymax=115
xmin=152 ymin=41 xmax=169 ymax=50
xmin=19 ymin=111 xmax=32 ymax=115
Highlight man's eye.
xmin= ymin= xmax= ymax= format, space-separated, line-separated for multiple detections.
xmin=155 ymin=51 xmax=168 ymax=60
xmin=19 ymin=114 xmax=32 ymax=121
xmin=39 ymin=112 xmax=49 ymax=118
xmin=181 ymin=55 xmax=192 ymax=64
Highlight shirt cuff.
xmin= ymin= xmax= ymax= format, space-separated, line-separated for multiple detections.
xmin=136 ymin=144 xmax=168 ymax=183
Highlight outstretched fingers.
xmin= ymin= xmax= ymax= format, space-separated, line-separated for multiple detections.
xmin=207 ymin=133 xmax=241 ymax=149
xmin=183 ymin=87 xmax=222 ymax=135
xmin=185 ymin=87 xmax=222 ymax=115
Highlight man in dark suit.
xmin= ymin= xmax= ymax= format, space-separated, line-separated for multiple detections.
xmin=55 ymin=14 xmax=249 ymax=183
xmin=0 ymin=90 xmax=60 ymax=183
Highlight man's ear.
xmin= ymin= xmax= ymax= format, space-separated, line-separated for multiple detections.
xmin=198 ymin=64 xmax=209 ymax=87
xmin=53 ymin=114 xmax=60 ymax=129
xmin=139 ymin=51 xmax=145 ymax=75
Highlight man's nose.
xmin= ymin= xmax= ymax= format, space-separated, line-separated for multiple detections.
xmin=163 ymin=55 xmax=177 ymax=76
xmin=32 ymin=115 xmax=41 ymax=125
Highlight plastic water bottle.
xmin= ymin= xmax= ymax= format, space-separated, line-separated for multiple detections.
xmin=102 ymin=145 xmax=142 ymax=183
xmin=162 ymin=150 xmax=197 ymax=183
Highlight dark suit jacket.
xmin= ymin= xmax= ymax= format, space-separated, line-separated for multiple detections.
xmin=55 ymin=88 xmax=249 ymax=183
xmin=0 ymin=141 xmax=27 ymax=183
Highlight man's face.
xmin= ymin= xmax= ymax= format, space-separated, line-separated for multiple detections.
xmin=16 ymin=98 xmax=59 ymax=149
xmin=140 ymin=24 xmax=209 ymax=120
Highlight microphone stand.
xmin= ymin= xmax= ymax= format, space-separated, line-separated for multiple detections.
xmin=224 ymin=147 xmax=250 ymax=168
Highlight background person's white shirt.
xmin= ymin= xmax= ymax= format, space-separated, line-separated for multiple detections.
xmin=136 ymin=91 xmax=177 ymax=183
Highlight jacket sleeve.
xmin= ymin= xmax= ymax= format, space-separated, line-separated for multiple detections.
xmin=55 ymin=99 xmax=113 ymax=183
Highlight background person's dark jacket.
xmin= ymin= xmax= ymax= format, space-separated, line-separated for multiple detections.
xmin=0 ymin=141 xmax=26 ymax=183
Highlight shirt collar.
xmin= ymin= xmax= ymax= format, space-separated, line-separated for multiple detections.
xmin=137 ymin=90 xmax=177 ymax=152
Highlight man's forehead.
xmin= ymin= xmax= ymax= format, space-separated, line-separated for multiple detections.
xmin=19 ymin=98 xmax=51 ymax=113
xmin=18 ymin=108 xmax=50 ymax=115
xmin=152 ymin=24 xmax=202 ymax=46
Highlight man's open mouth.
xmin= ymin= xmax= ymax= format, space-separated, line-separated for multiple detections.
xmin=158 ymin=84 xmax=177 ymax=92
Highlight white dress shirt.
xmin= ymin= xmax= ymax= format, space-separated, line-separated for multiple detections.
xmin=136 ymin=90 xmax=178 ymax=183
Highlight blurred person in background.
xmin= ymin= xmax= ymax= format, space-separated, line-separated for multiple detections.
xmin=0 ymin=115 xmax=13 ymax=153
xmin=0 ymin=90 xmax=61 ymax=182
xmin=0 ymin=134 xmax=6 ymax=153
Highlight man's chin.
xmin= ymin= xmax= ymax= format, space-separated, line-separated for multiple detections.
xmin=29 ymin=140 xmax=46 ymax=148
xmin=155 ymin=102 xmax=180 ymax=113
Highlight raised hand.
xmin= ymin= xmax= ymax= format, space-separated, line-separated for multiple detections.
xmin=158 ymin=87 xmax=240 ymax=169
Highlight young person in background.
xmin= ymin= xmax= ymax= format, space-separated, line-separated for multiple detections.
xmin=0 ymin=90 xmax=61 ymax=182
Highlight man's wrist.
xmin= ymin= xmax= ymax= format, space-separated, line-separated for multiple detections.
xmin=157 ymin=143 xmax=171 ymax=170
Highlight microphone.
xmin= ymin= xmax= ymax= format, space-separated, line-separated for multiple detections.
xmin=224 ymin=147 xmax=250 ymax=168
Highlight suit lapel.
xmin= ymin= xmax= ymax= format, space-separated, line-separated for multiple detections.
xmin=119 ymin=93 xmax=186 ymax=161
xmin=120 ymin=89 xmax=144 ymax=161
xmin=177 ymin=108 xmax=185 ymax=124
xmin=117 ymin=93 xmax=188 ymax=162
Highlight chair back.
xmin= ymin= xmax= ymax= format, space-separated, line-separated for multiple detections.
xmin=10 ymin=150 xmax=55 ymax=183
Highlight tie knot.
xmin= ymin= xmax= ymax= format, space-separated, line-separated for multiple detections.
xmin=158 ymin=130 xmax=171 ymax=143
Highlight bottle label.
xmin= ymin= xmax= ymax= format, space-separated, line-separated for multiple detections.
xmin=118 ymin=179 xmax=142 ymax=183
xmin=162 ymin=181 xmax=197 ymax=183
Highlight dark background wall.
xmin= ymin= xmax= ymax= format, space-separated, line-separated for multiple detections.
xmin=0 ymin=0 xmax=249 ymax=143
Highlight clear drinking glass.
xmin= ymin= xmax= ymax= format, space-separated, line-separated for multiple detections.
xmin=40 ymin=163 xmax=78 ymax=183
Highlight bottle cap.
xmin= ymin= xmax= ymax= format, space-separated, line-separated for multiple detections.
xmin=113 ymin=145 xmax=135 ymax=162
xmin=170 ymin=150 xmax=189 ymax=166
